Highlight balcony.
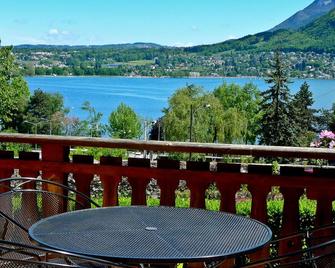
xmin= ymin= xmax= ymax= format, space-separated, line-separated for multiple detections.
xmin=0 ymin=133 xmax=335 ymax=267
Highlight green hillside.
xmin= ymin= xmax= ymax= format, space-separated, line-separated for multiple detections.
xmin=186 ymin=9 xmax=335 ymax=54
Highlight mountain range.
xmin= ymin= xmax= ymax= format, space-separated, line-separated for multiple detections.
xmin=187 ymin=1 xmax=335 ymax=54
xmin=270 ymin=0 xmax=335 ymax=31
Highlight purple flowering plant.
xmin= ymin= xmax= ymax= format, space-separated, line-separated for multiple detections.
xmin=311 ymin=130 xmax=335 ymax=149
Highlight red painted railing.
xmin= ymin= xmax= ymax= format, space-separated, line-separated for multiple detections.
xmin=1 ymin=133 xmax=335 ymax=267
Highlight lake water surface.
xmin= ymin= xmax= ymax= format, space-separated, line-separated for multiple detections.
xmin=25 ymin=77 xmax=335 ymax=123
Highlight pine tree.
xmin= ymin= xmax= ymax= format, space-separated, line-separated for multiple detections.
xmin=259 ymin=51 xmax=296 ymax=146
xmin=292 ymin=82 xmax=316 ymax=146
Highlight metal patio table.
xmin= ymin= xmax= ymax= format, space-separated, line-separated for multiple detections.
xmin=29 ymin=206 xmax=272 ymax=265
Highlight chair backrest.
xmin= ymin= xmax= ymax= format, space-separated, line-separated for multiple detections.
xmin=239 ymin=224 xmax=335 ymax=267
xmin=0 ymin=177 xmax=100 ymax=244
xmin=278 ymin=238 xmax=335 ymax=268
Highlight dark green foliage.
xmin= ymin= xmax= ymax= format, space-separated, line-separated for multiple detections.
xmin=293 ymin=82 xmax=315 ymax=130
xmin=259 ymin=51 xmax=297 ymax=146
xmin=317 ymin=104 xmax=335 ymax=132
xmin=292 ymin=82 xmax=317 ymax=146
xmin=24 ymin=89 xmax=67 ymax=134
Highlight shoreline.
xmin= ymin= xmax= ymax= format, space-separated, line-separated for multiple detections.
xmin=25 ymin=75 xmax=335 ymax=81
xmin=26 ymin=74 xmax=261 ymax=79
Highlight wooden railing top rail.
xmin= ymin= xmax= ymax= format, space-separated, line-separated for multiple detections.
xmin=0 ymin=133 xmax=334 ymax=160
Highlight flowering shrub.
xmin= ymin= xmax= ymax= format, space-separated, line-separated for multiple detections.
xmin=311 ymin=130 xmax=335 ymax=149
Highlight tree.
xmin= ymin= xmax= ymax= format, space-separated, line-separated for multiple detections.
xmin=81 ymin=101 xmax=104 ymax=137
xmin=24 ymin=89 xmax=67 ymax=134
xmin=259 ymin=51 xmax=297 ymax=146
xmin=0 ymin=44 xmax=30 ymax=131
xmin=107 ymin=103 xmax=142 ymax=139
xmin=61 ymin=116 xmax=87 ymax=136
xmin=292 ymin=82 xmax=316 ymax=146
xmin=163 ymin=84 xmax=224 ymax=143
xmin=316 ymin=104 xmax=335 ymax=133
xmin=213 ymin=82 xmax=262 ymax=144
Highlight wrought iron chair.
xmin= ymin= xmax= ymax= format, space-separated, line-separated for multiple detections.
xmin=0 ymin=177 xmax=101 ymax=257
xmin=239 ymin=224 xmax=335 ymax=267
xmin=0 ymin=239 xmax=137 ymax=267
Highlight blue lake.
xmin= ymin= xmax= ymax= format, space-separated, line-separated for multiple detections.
xmin=25 ymin=76 xmax=335 ymax=123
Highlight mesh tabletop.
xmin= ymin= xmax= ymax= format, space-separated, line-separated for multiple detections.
xmin=29 ymin=206 xmax=272 ymax=263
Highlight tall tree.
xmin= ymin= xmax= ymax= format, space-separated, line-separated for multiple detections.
xmin=163 ymin=84 xmax=224 ymax=143
xmin=24 ymin=89 xmax=67 ymax=134
xmin=259 ymin=51 xmax=296 ymax=146
xmin=214 ymin=82 xmax=262 ymax=144
xmin=107 ymin=103 xmax=142 ymax=139
xmin=0 ymin=44 xmax=30 ymax=131
xmin=292 ymin=82 xmax=316 ymax=146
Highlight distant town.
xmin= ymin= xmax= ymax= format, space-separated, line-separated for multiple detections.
xmin=14 ymin=47 xmax=335 ymax=79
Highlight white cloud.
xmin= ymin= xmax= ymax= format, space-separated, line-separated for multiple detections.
xmin=48 ymin=28 xmax=70 ymax=36
xmin=44 ymin=28 xmax=78 ymax=44
xmin=48 ymin=28 xmax=59 ymax=35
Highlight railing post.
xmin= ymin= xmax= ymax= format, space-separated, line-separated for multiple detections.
xmin=19 ymin=151 xmax=40 ymax=179
xmin=41 ymin=143 xmax=70 ymax=213
xmin=307 ymin=190 xmax=334 ymax=227
xmin=100 ymin=156 xmax=122 ymax=207
xmin=187 ymin=161 xmax=210 ymax=209
xmin=279 ymin=187 xmax=304 ymax=255
xmin=128 ymin=158 xmax=150 ymax=205
xmin=157 ymin=159 xmax=180 ymax=206
xmin=216 ymin=164 xmax=242 ymax=213
xmin=72 ymin=155 xmax=94 ymax=209
xmin=250 ymin=186 xmax=271 ymax=222
xmin=41 ymin=144 xmax=69 ymax=185
xmin=0 ymin=151 xmax=14 ymax=192
xmin=248 ymin=183 xmax=271 ymax=264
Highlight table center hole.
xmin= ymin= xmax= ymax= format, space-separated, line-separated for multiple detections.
xmin=145 ymin=226 xmax=157 ymax=231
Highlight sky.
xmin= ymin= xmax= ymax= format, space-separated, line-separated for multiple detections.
xmin=0 ymin=0 xmax=314 ymax=47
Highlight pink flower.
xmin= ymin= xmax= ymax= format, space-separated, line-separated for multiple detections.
xmin=319 ymin=130 xmax=335 ymax=140
xmin=311 ymin=130 xmax=335 ymax=149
